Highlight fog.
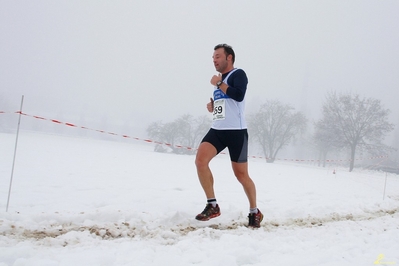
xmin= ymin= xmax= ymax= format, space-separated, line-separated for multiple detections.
xmin=1 ymin=1 xmax=399 ymax=138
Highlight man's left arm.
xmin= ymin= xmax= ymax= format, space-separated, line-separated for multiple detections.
xmin=210 ymin=70 xmax=248 ymax=102
xmin=223 ymin=70 xmax=248 ymax=102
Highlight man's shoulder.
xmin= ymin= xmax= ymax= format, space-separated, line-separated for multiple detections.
xmin=231 ymin=68 xmax=247 ymax=77
xmin=230 ymin=68 xmax=248 ymax=80
xmin=233 ymin=68 xmax=246 ymax=75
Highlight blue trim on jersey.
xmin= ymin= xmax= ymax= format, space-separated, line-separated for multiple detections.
xmin=214 ymin=89 xmax=230 ymax=100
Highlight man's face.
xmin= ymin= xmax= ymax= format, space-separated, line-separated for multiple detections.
xmin=212 ymin=48 xmax=229 ymax=73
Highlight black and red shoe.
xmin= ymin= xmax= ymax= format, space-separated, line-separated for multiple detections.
xmin=195 ymin=204 xmax=221 ymax=221
xmin=248 ymin=209 xmax=263 ymax=228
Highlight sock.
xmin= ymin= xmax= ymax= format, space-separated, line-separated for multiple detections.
xmin=207 ymin=198 xmax=217 ymax=207
xmin=250 ymin=207 xmax=258 ymax=214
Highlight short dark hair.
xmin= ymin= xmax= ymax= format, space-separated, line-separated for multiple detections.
xmin=214 ymin=43 xmax=235 ymax=63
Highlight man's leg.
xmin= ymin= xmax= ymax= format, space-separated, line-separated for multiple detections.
xmin=195 ymin=142 xmax=217 ymax=199
xmin=232 ymin=161 xmax=263 ymax=227
xmin=194 ymin=142 xmax=221 ymax=221
xmin=231 ymin=162 xmax=257 ymax=208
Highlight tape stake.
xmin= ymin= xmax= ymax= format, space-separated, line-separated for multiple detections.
xmin=7 ymin=96 xmax=25 ymax=212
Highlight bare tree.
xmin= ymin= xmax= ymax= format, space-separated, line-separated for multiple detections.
xmin=248 ymin=100 xmax=307 ymax=163
xmin=316 ymin=92 xmax=395 ymax=172
xmin=313 ymin=119 xmax=345 ymax=167
xmin=173 ymin=114 xmax=207 ymax=154
xmin=146 ymin=114 xmax=210 ymax=154
xmin=147 ymin=120 xmax=178 ymax=152
xmin=193 ymin=115 xmax=212 ymax=148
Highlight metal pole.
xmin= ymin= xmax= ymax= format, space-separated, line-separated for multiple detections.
xmin=383 ymin=172 xmax=387 ymax=201
xmin=6 ymin=95 xmax=24 ymax=212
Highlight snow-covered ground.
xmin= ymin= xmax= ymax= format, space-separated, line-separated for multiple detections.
xmin=1 ymin=131 xmax=398 ymax=266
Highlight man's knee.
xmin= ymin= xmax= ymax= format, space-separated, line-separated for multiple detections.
xmin=235 ymin=172 xmax=249 ymax=183
xmin=232 ymin=163 xmax=249 ymax=180
xmin=195 ymin=155 xmax=207 ymax=169
xmin=195 ymin=143 xmax=216 ymax=169
xmin=195 ymin=152 xmax=212 ymax=170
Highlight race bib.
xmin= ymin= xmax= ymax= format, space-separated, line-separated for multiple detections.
xmin=213 ymin=99 xmax=225 ymax=120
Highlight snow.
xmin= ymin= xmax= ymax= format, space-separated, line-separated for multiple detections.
xmin=1 ymin=131 xmax=398 ymax=266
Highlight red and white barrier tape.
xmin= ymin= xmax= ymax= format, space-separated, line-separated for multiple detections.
xmin=1 ymin=111 xmax=195 ymax=151
xmin=1 ymin=111 xmax=389 ymax=162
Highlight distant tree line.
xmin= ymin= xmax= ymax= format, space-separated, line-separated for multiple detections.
xmin=146 ymin=92 xmax=397 ymax=172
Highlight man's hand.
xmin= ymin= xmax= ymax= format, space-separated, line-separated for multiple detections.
xmin=207 ymin=98 xmax=214 ymax=113
xmin=210 ymin=73 xmax=222 ymax=86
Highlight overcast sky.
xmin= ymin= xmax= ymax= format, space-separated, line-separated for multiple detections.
xmin=1 ymin=1 xmax=398 ymax=136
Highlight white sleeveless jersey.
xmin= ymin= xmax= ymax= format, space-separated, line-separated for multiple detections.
xmin=212 ymin=68 xmax=247 ymax=130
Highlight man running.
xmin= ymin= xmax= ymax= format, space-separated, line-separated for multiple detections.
xmin=195 ymin=44 xmax=263 ymax=228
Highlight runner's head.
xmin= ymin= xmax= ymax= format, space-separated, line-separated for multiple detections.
xmin=214 ymin=44 xmax=235 ymax=63
xmin=213 ymin=44 xmax=235 ymax=73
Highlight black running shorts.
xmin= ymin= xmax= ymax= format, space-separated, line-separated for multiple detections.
xmin=201 ymin=128 xmax=248 ymax=163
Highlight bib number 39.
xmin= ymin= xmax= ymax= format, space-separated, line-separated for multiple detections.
xmin=213 ymin=99 xmax=225 ymax=120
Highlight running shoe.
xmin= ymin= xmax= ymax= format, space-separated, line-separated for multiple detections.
xmin=195 ymin=204 xmax=221 ymax=221
xmin=248 ymin=209 xmax=263 ymax=228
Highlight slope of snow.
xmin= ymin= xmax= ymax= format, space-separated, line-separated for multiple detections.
xmin=1 ymin=131 xmax=398 ymax=266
